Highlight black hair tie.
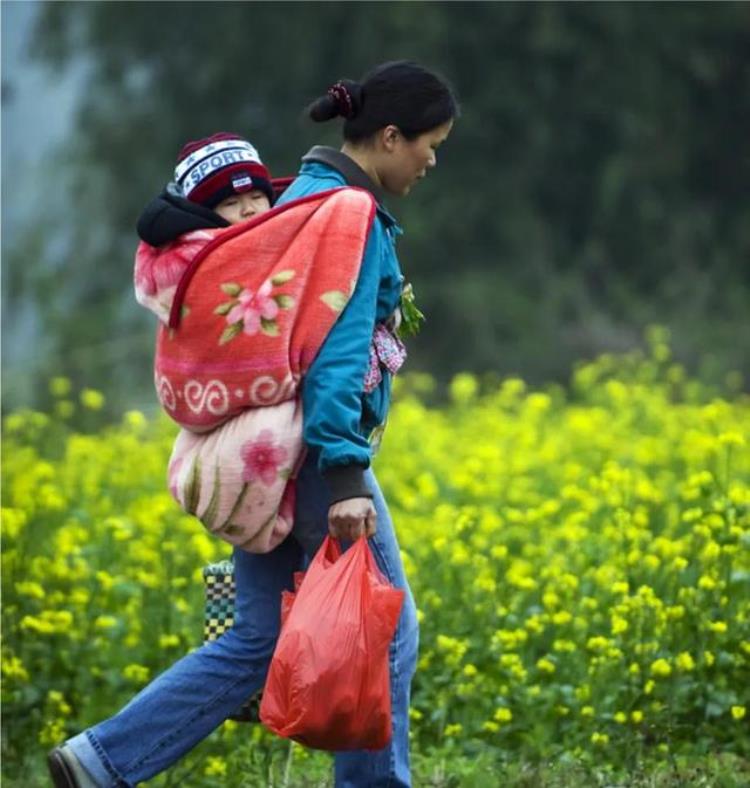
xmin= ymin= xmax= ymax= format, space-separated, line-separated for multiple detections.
xmin=327 ymin=81 xmax=360 ymax=119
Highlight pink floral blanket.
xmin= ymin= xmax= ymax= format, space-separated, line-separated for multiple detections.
xmin=134 ymin=188 xmax=376 ymax=552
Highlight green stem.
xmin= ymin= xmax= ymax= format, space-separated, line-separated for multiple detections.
xmin=281 ymin=740 xmax=294 ymax=788
xmin=218 ymin=482 xmax=251 ymax=531
xmin=200 ymin=464 xmax=222 ymax=529
xmin=184 ymin=457 xmax=202 ymax=515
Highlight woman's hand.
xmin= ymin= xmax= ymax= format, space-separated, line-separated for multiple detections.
xmin=328 ymin=497 xmax=377 ymax=541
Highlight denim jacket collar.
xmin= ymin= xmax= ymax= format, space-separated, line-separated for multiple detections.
xmin=301 ymin=146 xmax=399 ymax=229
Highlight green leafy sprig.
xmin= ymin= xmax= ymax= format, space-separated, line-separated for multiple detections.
xmin=397 ymin=282 xmax=426 ymax=339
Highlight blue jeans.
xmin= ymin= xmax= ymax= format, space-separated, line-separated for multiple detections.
xmin=66 ymin=454 xmax=418 ymax=787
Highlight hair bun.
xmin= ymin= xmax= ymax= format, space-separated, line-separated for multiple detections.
xmin=308 ymin=79 xmax=363 ymax=123
xmin=327 ymin=80 xmax=363 ymax=119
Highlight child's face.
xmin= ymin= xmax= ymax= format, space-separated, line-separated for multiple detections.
xmin=214 ymin=190 xmax=271 ymax=224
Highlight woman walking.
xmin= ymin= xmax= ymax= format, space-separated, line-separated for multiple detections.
xmin=49 ymin=60 xmax=458 ymax=788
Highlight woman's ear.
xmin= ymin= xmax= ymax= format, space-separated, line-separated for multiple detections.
xmin=381 ymin=125 xmax=401 ymax=152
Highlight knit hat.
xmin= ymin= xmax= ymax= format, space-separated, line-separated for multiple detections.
xmin=174 ymin=132 xmax=274 ymax=209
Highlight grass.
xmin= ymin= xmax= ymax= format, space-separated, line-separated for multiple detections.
xmin=4 ymin=726 xmax=749 ymax=786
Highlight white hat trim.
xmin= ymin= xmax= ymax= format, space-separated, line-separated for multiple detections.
xmin=175 ymin=139 xmax=262 ymax=194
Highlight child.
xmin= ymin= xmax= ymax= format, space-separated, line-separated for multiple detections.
xmin=134 ymin=132 xmax=275 ymax=323
xmin=174 ymin=132 xmax=274 ymax=224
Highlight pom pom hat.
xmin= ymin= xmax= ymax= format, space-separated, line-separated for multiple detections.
xmin=175 ymin=132 xmax=274 ymax=209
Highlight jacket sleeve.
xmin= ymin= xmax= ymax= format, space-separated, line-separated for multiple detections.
xmin=301 ymin=219 xmax=383 ymax=504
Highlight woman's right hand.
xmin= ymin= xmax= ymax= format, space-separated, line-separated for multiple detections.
xmin=328 ymin=497 xmax=377 ymax=541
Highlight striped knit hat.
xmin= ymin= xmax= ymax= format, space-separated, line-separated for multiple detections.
xmin=174 ymin=132 xmax=274 ymax=208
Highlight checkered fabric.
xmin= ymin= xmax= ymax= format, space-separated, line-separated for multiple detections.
xmin=203 ymin=561 xmax=260 ymax=722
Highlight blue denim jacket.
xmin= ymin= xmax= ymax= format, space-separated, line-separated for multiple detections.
xmin=275 ymin=149 xmax=404 ymax=502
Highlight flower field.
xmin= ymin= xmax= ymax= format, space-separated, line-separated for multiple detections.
xmin=3 ymin=334 xmax=750 ymax=786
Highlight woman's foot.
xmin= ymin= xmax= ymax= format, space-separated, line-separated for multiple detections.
xmin=47 ymin=745 xmax=98 ymax=788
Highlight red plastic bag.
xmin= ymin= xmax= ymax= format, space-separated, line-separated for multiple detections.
xmin=260 ymin=536 xmax=404 ymax=750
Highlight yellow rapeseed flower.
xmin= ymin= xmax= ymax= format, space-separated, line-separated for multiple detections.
xmin=449 ymin=373 xmax=478 ymax=404
xmin=21 ymin=610 xmax=73 ymax=635
xmin=1 ymin=507 xmax=27 ymax=539
xmin=39 ymin=720 xmax=66 ymax=747
xmin=675 ymin=652 xmax=696 ymax=672
xmin=1 ymin=656 xmax=30 ymax=682
xmin=718 ymin=431 xmax=745 ymax=447
xmin=682 ymin=507 xmax=703 ymax=523
xmin=701 ymin=541 xmax=721 ymax=562
xmin=94 ymin=615 xmax=118 ymax=631
xmin=80 ymin=388 xmax=105 ymax=410
xmin=47 ymin=690 xmax=72 ymax=716
xmin=49 ymin=376 xmax=72 ymax=397
xmin=124 ymin=410 xmax=147 ymax=430
xmin=650 ymin=658 xmax=672 ymax=678
xmin=204 ymin=757 xmax=227 ymax=777
xmin=122 ymin=664 xmax=150 ymax=683
xmin=611 ymin=581 xmax=629 ymax=595
xmin=96 ymin=571 xmax=115 ymax=591
xmin=611 ymin=615 xmax=629 ymax=635
xmin=536 ymin=657 xmax=556 ymax=674
xmin=586 ymin=636 xmax=610 ymax=652
xmin=671 ymin=556 xmax=688 ymax=572
xmin=54 ymin=400 xmax=75 ymax=419
xmin=16 ymin=581 xmax=45 ymax=599
xmin=494 ymin=707 xmax=513 ymax=723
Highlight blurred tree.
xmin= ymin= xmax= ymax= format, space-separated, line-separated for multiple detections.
xmin=5 ymin=1 xmax=749 ymax=413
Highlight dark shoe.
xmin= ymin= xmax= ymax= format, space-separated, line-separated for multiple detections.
xmin=47 ymin=746 xmax=80 ymax=788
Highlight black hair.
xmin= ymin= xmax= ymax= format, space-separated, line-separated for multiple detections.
xmin=308 ymin=60 xmax=459 ymax=142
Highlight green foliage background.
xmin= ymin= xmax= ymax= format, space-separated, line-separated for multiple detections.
xmin=2 ymin=2 xmax=749 ymax=415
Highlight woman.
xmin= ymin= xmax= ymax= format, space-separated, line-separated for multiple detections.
xmin=49 ymin=59 xmax=458 ymax=788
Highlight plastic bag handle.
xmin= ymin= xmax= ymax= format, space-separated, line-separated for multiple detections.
xmin=319 ymin=535 xmax=386 ymax=581
xmin=356 ymin=536 xmax=387 ymax=584
xmin=321 ymin=535 xmax=343 ymax=564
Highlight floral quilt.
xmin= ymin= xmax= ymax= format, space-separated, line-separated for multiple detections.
xmin=134 ymin=188 xmax=376 ymax=552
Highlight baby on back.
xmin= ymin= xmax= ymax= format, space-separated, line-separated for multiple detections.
xmin=134 ymin=132 xmax=275 ymax=325
xmin=176 ymin=133 xmax=273 ymax=225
